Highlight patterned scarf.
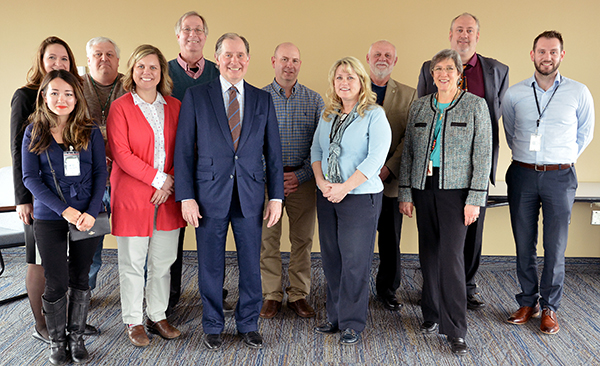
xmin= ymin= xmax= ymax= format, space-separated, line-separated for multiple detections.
xmin=327 ymin=105 xmax=359 ymax=183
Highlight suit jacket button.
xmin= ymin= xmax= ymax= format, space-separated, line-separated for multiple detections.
xmin=230 ymin=175 xmax=234 ymax=179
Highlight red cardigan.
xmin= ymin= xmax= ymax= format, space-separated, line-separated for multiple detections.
xmin=107 ymin=93 xmax=185 ymax=236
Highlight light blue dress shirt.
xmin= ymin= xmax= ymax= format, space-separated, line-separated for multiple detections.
xmin=311 ymin=106 xmax=391 ymax=195
xmin=502 ymin=72 xmax=594 ymax=164
xmin=219 ymin=75 xmax=245 ymax=123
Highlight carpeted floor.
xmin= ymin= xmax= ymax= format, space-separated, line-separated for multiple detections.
xmin=1 ymin=248 xmax=600 ymax=365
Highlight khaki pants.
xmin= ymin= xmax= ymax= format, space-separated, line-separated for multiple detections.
xmin=117 ymin=227 xmax=179 ymax=325
xmin=260 ymin=179 xmax=316 ymax=302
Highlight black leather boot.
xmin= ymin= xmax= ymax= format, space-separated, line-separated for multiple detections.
xmin=42 ymin=295 xmax=69 ymax=365
xmin=67 ymin=288 xmax=90 ymax=363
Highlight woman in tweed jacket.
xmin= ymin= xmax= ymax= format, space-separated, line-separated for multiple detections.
xmin=398 ymin=49 xmax=492 ymax=355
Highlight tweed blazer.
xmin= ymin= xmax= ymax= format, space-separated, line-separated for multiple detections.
xmin=417 ymin=54 xmax=509 ymax=185
xmin=398 ymin=91 xmax=492 ymax=207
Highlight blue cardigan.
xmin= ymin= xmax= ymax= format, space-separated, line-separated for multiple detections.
xmin=22 ymin=125 xmax=107 ymax=221
xmin=311 ymin=106 xmax=391 ymax=195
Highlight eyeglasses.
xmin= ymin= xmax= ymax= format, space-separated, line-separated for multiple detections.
xmin=181 ymin=27 xmax=205 ymax=35
xmin=433 ymin=66 xmax=456 ymax=73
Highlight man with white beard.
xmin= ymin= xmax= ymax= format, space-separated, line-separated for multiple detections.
xmin=366 ymin=40 xmax=416 ymax=311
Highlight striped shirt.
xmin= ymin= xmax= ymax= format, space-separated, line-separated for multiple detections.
xmin=262 ymin=79 xmax=324 ymax=184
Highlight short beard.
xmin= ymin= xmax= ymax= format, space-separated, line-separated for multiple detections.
xmin=535 ymin=61 xmax=560 ymax=76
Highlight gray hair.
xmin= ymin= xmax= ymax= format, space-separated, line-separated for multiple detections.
xmin=450 ymin=12 xmax=480 ymax=33
xmin=215 ymin=33 xmax=250 ymax=59
xmin=86 ymin=37 xmax=120 ymax=58
xmin=430 ymin=49 xmax=463 ymax=75
xmin=175 ymin=11 xmax=208 ymax=36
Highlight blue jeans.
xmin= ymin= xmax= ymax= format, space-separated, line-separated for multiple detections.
xmin=88 ymin=187 xmax=111 ymax=290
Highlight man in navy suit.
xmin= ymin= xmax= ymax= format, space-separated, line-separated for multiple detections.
xmin=174 ymin=33 xmax=284 ymax=350
xmin=417 ymin=12 xmax=509 ymax=310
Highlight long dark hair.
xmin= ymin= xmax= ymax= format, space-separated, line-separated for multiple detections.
xmin=25 ymin=36 xmax=82 ymax=89
xmin=28 ymin=70 xmax=93 ymax=154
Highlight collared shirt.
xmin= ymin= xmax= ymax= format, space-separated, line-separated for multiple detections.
xmin=263 ymin=79 xmax=324 ymax=184
xmin=220 ymin=75 xmax=245 ymax=124
xmin=462 ymin=54 xmax=485 ymax=98
xmin=176 ymin=53 xmax=205 ymax=79
xmin=131 ymin=91 xmax=168 ymax=190
xmin=502 ymin=71 xmax=594 ymax=164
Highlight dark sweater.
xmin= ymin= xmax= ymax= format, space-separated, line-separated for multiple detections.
xmin=168 ymin=59 xmax=219 ymax=101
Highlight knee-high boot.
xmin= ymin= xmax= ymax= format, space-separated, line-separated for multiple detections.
xmin=67 ymin=288 xmax=90 ymax=363
xmin=42 ymin=295 xmax=69 ymax=365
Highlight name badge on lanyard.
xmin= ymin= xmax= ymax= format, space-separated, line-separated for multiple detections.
xmin=63 ymin=146 xmax=80 ymax=176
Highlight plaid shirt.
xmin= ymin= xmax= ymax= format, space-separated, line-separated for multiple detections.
xmin=263 ymin=79 xmax=324 ymax=184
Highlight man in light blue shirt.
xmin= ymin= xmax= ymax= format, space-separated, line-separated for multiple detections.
xmin=502 ymin=30 xmax=594 ymax=335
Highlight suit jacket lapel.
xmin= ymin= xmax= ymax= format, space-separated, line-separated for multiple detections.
xmin=237 ymin=81 xmax=256 ymax=151
xmin=207 ymin=80 xmax=235 ymax=151
xmin=383 ymin=78 xmax=398 ymax=116
xmin=479 ymin=55 xmax=495 ymax=106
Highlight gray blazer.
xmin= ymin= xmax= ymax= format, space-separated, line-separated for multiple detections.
xmin=417 ymin=54 xmax=508 ymax=185
xmin=398 ymin=92 xmax=492 ymax=207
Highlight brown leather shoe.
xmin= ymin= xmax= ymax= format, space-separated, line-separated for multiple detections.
xmin=127 ymin=325 xmax=149 ymax=347
xmin=507 ymin=304 xmax=541 ymax=324
xmin=540 ymin=308 xmax=560 ymax=334
xmin=259 ymin=300 xmax=282 ymax=319
xmin=146 ymin=319 xmax=181 ymax=340
xmin=288 ymin=298 xmax=316 ymax=318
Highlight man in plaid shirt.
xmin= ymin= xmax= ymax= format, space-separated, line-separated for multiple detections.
xmin=259 ymin=42 xmax=324 ymax=319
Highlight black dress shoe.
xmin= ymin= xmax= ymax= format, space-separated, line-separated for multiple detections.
xmin=84 ymin=324 xmax=99 ymax=336
xmin=239 ymin=331 xmax=263 ymax=349
xmin=449 ymin=337 xmax=468 ymax=355
xmin=314 ymin=322 xmax=339 ymax=334
xmin=204 ymin=333 xmax=223 ymax=350
xmin=377 ymin=295 xmax=403 ymax=311
xmin=467 ymin=295 xmax=486 ymax=310
xmin=340 ymin=328 xmax=360 ymax=345
xmin=420 ymin=321 xmax=439 ymax=334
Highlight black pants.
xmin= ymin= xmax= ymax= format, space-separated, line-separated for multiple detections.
xmin=413 ymin=171 xmax=468 ymax=338
xmin=34 ymin=219 xmax=99 ymax=302
xmin=376 ymin=194 xmax=403 ymax=298
xmin=464 ymin=202 xmax=486 ymax=296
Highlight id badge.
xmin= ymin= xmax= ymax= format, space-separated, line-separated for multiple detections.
xmin=529 ymin=133 xmax=542 ymax=152
xmin=427 ymin=160 xmax=433 ymax=176
xmin=63 ymin=150 xmax=80 ymax=176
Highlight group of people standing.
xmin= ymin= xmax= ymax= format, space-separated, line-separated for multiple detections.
xmin=9 ymin=10 xmax=594 ymax=365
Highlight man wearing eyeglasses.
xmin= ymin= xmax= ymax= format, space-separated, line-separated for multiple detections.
xmin=416 ymin=12 xmax=509 ymax=311
xmin=169 ymin=11 xmax=219 ymax=102
xmin=167 ymin=11 xmax=221 ymax=316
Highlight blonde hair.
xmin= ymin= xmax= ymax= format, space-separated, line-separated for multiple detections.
xmin=322 ymin=56 xmax=376 ymax=122
xmin=123 ymin=44 xmax=173 ymax=96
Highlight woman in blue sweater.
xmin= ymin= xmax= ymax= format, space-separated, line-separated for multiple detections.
xmin=311 ymin=56 xmax=391 ymax=345
xmin=22 ymin=70 xmax=107 ymax=365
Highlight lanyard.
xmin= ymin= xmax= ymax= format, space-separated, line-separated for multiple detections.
xmin=532 ymin=77 xmax=561 ymax=129
xmin=90 ymin=76 xmax=117 ymax=124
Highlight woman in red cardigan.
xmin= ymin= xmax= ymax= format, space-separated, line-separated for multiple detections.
xmin=107 ymin=44 xmax=185 ymax=347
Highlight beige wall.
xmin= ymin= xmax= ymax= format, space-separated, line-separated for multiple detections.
xmin=3 ymin=0 xmax=600 ymax=256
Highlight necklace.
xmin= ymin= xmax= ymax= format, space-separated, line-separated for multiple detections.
xmin=90 ymin=76 xmax=117 ymax=125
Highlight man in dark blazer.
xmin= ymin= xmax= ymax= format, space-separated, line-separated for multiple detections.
xmin=417 ymin=12 xmax=509 ymax=310
xmin=174 ymin=33 xmax=284 ymax=350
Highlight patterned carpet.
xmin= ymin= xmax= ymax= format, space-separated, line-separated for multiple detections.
xmin=1 ymin=248 xmax=600 ymax=365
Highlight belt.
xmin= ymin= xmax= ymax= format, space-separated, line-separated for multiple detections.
xmin=512 ymin=160 xmax=573 ymax=172
xmin=283 ymin=165 xmax=302 ymax=172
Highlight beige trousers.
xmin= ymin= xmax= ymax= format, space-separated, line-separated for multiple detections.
xmin=117 ymin=226 xmax=179 ymax=325
xmin=260 ymin=179 xmax=316 ymax=302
